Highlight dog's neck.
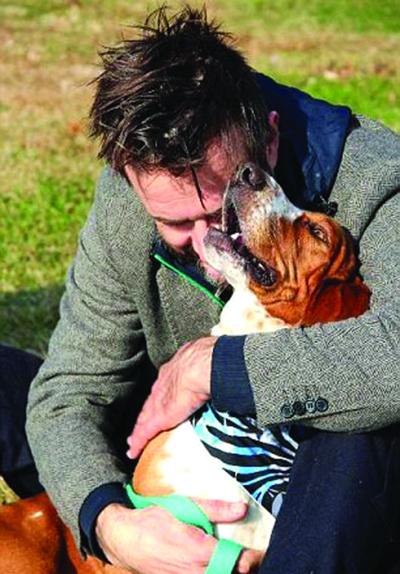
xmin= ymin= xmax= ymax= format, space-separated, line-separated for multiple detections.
xmin=211 ymin=286 xmax=288 ymax=336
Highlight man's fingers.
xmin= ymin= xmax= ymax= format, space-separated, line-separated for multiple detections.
xmin=192 ymin=498 xmax=248 ymax=523
xmin=127 ymin=418 xmax=161 ymax=459
xmin=126 ymin=436 xmax=142 ymax=459
xmin=236 ymin=549 xmax=265 ymax=574
xmin=170 ymin=513 xmax=218 ymax=563
xmin=97 ymin=503 xmax=220 ymax=574
xmin=126 ymin=429 xmax=153 ymax=459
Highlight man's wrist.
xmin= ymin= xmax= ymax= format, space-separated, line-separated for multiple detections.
xmin=95 ymin=502 xmax=129 ymax=560
xmin=79 ymin=482 xmax=131 ymax=561
xmin=96 ymin=501 xmax=128 ymax=526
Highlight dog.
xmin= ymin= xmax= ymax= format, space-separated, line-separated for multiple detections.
xmin=131 ymin=162 xmax=371 ymax=562
xmin=0 ymin=163 xmax=370 ymax=574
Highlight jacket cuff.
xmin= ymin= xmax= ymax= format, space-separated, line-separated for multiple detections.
xmin=211 ymin=335 xmax=256 ymax=416
xmin=79 ymin=482 xmax=131 ymax=562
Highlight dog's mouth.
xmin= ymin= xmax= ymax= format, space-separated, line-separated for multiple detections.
xmin=205 ymin=187 xmax=277 ymax=287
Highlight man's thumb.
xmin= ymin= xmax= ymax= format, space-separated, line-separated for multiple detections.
xmin=192 ymin=498 xmax=248 ymax=523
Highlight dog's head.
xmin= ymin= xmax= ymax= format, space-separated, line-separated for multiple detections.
xmin=205 ymin=163 xmax=370 ymax=328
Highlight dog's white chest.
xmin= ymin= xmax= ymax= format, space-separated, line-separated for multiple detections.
xmin=212 ymin=288 xmax=288 ymax=336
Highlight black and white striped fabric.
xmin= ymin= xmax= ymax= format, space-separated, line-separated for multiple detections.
xmin=192 ymin=404 xmax=298 ymax=517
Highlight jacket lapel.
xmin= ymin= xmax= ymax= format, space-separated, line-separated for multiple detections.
xmin=153 ymin=241 xmax=223 ymax=348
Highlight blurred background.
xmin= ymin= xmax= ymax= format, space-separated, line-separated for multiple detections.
xmin=1 ymin=0 xmax=399 ymax=355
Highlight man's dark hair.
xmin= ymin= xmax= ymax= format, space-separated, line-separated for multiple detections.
xmin=89 ymin=5 xmax=271 ymax=176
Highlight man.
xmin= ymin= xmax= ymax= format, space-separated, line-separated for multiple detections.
xmin=26 ymin=6 xmax=400 ymax=574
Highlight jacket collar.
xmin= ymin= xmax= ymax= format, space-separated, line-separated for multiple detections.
xmin=151 ymin=239 xmax=230 ymax=307
xmin=255 ymin=73 xmax=352 ymax=208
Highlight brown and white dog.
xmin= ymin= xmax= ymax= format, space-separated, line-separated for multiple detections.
xmin=0 ymin=163 xmax=370 ymax=574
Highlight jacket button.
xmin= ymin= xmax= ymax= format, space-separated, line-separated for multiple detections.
xmin=281 ymin=403 xmax=294 ymax=419
xmin=316 ymin=397 xmax=329 ymax=412
xmin=293 ymin=401 xmax=306 ymax=416
xmin=305 ymin=399 xmax=316 ymax=414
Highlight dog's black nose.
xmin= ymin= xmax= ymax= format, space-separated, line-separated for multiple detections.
xmin=238 ymin=163 xmax=266 ymax=190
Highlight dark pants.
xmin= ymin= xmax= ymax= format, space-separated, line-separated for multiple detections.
xmin=0 ymin=344 xmax=43 ymax=497
xmin=260 ymin=426 xmax=400 ymax=574
xmin=1 ymin=344 xmax=400 ymax=572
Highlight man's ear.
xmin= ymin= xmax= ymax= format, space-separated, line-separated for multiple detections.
xmin=125 ymin=164 xmax=134 ymax=182
xmin=266 ymin=111 xmax=280 ymax=171
xmin=303 ymin=275 xmax=371 ymax=326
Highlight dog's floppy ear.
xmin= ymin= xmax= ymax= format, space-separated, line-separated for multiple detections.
xmin=303 ymin=275 xmax=371 ymax=326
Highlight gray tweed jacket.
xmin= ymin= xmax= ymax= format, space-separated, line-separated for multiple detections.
xmin=26 ymin=116 xmax=400 ymax=541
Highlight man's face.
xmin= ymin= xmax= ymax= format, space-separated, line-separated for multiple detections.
xmin=125 ymin=114 xmax=279 ymax=282
xmin=125 ymin=141 xmax=241 ymax=281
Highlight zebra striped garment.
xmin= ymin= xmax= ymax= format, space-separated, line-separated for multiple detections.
xmin=192 ymin=404 xmax=298 ymax=517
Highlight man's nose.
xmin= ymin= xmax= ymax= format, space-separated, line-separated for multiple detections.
xmin=237 ymin=163 xmax=267 ymax=190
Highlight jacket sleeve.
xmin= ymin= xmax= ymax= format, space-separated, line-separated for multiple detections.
xmin=212 ymin=183 xmax=400 ymax=433
xmin=26 ymin=169 xmax=154 ymax=545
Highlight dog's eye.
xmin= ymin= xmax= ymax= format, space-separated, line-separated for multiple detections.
xmin=305 ymin=221 xmax=328 ymax=244
xmin=247 ymin=256 xmax=276 ymax=286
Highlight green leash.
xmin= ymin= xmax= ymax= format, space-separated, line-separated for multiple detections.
xmin=125 ymin=484 xmax=243 ymax=574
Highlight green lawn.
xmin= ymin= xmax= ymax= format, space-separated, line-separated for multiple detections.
xmin=1 ymin=0 xmax=399 ymax=354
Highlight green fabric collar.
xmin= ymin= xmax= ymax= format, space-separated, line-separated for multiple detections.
xmin=125 ymin=484 xmax=243 ymax=574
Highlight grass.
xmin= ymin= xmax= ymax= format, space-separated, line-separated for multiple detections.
xmin=0 ymin=478 xmax=18 ymax=505
xmin=0 ymin=0 xmax=399 ymax=499
xmin=0 ymin=0 xmax=399 ymax=353
xmin=1 ymin=0 xmax=399 ymax=354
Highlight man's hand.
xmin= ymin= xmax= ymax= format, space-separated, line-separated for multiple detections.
xmin=96 ymin=499 xmax=264 ymax=574
xmin=126 ymin=336 xmax=217 ymax=459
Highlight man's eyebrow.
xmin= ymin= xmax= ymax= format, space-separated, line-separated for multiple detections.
xmin=155 ymin=207 xmax=223 ymax=225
